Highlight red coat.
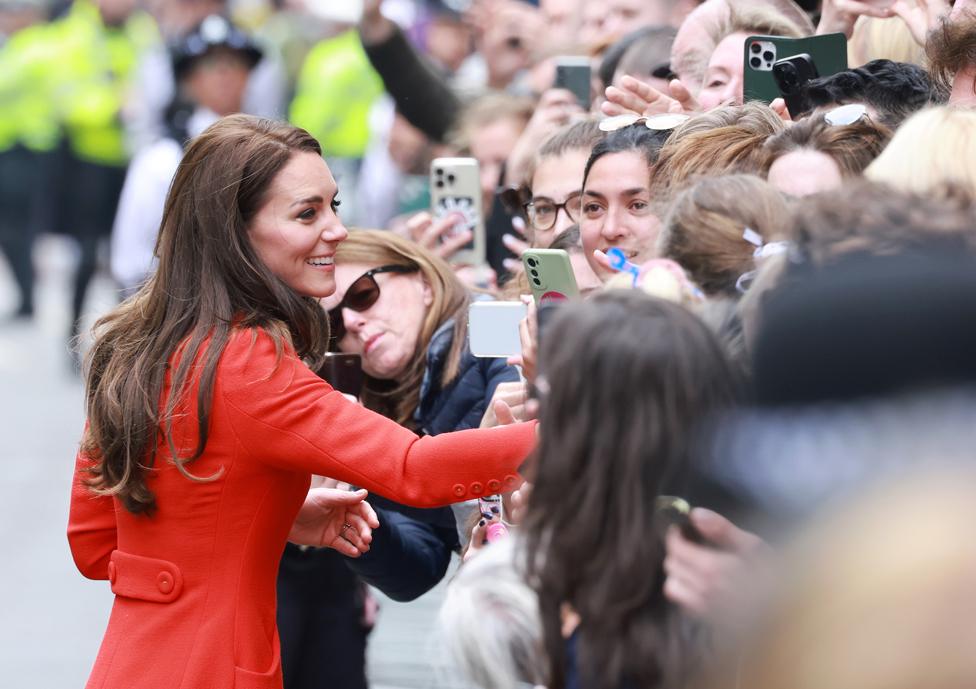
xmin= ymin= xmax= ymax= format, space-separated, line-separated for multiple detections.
xmin=68 ymin=329 xmax=533 ymax=689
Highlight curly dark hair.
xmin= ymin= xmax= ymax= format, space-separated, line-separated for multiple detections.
xmin=927 ymin=13 xmax=976 ymax=95
xmin=796 ymin=59 xmax=945 ymax=127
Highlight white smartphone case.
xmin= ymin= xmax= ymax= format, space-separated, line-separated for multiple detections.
xmin=468 ymin=301 xmax=526 ymax=358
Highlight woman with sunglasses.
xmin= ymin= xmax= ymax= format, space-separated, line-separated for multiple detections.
xmin=68 ymin=115 xmax=534 ymax=689
xmin=279 ymin=229 xmax=521 ymax=687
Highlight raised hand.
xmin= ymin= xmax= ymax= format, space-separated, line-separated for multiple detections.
xmin=602 ymin=75 xmax=699 ymax=118
xmin=890 ymin=0 xmax=953 ymax=45
xmin=289 ymin=486 xmax=380 ymax=557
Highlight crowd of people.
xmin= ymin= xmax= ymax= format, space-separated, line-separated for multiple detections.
xmin=6 ymin=0 xmax=974 ymax=686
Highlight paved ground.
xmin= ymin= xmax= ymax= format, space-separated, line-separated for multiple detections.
xmin=0 ymin=237 xmax=464 ymax=688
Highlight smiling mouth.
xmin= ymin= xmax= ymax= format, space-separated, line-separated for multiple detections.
xmin=306 ymin=256 xmax=334 ymax=267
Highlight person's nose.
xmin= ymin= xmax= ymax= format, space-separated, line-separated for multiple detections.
xmin=600 ymin=205 xmax=628 ymax=242
xmin=323 ymin=218 xmax=348 ymax=245
xmin=342 ymin=307 xmax=365 ymax=337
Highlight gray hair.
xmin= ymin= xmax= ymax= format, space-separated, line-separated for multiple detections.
xmin=437 ymin=537 xmax=546 ymax=689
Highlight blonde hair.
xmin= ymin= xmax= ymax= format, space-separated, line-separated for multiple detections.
xmin=849 ymin=12 xmax=925 ymax=67
xmin=865 ymin=106 xmax=976 ymax=196
xmin=335 ymin=230 xmax=470 ymax=427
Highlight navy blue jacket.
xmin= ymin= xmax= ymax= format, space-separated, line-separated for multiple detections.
xmin=345 ymin=320 xmax=520 ymax=601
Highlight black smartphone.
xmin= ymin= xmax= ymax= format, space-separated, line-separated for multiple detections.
xmin=772 ymin=53 xmax=819 ymax=118
xmin=315 ymin=353 xmax=363 ymax=397
xmin=654 ymin=496 xmax=706 ymax=545
xmin=554 ymin=56 xmax=592 ymax=109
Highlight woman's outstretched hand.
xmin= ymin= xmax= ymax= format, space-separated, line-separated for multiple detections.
xmin=289 ymin=486 xmax=380 ymax=557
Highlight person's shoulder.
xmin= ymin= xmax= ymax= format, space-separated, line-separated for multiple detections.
xmin=220 ymin=325 xmax=299 ymax=378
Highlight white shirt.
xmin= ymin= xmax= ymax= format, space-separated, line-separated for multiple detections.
xmin=110 ymin=109 xmax=219 ymax=292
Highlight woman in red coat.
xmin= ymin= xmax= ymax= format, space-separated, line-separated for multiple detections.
xmin=67 ymin=115 xmax=534 ymax=689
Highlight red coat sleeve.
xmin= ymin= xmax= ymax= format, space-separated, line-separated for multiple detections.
xmin=67 ymin=447 xmax=118 ymax=580
xmin=218 ymin=330 xmax=534 ymax=507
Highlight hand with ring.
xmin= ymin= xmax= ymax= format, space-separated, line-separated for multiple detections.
xmin=288 ymin=486 xmax=380 ymax=557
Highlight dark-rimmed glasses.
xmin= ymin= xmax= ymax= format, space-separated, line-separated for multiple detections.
xmin=328 ymin=264 xmax=418 ymax=341
xmin=522 ymin=193 xmax=583 ymax=231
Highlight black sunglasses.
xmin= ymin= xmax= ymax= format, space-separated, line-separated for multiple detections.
xmin=328 ymin=264 xmax=418 ymax=341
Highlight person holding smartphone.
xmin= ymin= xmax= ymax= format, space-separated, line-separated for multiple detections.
xmin=275 ymin=229 xmax=523 ymax=688
xmin=68 ymin=115 xmax=534 ymax=689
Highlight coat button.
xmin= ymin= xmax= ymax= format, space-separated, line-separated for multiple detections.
xmin=470 ymin=482 xmax=483 ymax=495
xmin=107 ymin=561 xmax=116 ymax=584
xmin=453 ymin=484 xmax=466 ymax=497
xmin=157 ymin=572 xmax=174 ymax=594
xmin=487 ymin=479 xmax=501 ymax=492
xmin=504 ymin=474 xmax=519 ymax=488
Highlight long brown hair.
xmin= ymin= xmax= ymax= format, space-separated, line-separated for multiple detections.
xmin=82 ymin=115 xmax=330 ymax=515
xmin=334 ymin=230 xmax=470 ymax=428
xmin=523 ymin=291 xmax=739 ymax=689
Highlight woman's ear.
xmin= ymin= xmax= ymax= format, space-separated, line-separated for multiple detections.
xmin=422 ymin=276 xmax=434 ymax=307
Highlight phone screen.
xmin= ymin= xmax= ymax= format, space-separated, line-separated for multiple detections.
xmin=315 ymin=354 xmax=364 ymax=397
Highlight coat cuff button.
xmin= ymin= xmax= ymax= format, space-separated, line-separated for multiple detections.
xmin=453 ymin=484 xmax=466 ymax=497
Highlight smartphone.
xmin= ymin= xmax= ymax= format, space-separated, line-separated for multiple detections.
xmin=315 ymin=353 xmax=364 ymax=397
xmin=430 ymin=157 xmax=486 ymax=266
xmin=772 ymin=53 xmax=819 ymax=118
xmin=468 ymin=301 xmax=527 ymax=358
xmin=654 ymin=496 xmax=706 ymax=545
xmin=743 ymin=33 xmax=847 ymax=104
xmin=522 ymin=249 xmax=580 ymax=305
xmin=554 ymin=56 xmax=592 ymax=109
xmin=478 ymin=494 xmax=509 ymax=543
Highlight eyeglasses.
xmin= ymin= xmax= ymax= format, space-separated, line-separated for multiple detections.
xmin=522 ymin=192 xmax=582 ymax=231
xmin=823 ymin=103 xmax=868 ymax=126
xmin=598 ymin=112 xmax=691 ymax=132
xmin=327 ymin=264 xmax=417 ymax=341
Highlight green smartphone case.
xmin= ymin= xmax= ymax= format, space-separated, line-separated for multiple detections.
xmin=742 ymin=33 xmax=848 ymax=104
xmin=521 ymin=249 xmax=580 ymax=305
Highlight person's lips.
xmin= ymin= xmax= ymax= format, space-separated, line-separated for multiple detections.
xmin=363 ymin=333 xmax=383 ymax=355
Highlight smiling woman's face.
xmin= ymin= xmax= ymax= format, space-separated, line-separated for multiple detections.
xmin=580 ymin=151 xmax=661 ymax=281
xmin=322 ymin=262 xmax=433 ymax=381
xmin=247 ymin=152 xmax=348 ymax=298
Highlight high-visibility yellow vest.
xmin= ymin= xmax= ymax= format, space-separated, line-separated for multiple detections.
xmin=52 ymin=0 xmax=159 ymax=166
xmin=0 ymin=21 xmax=62 ymax=153
xmin=289 ymin=30 xmax=383 ymax=159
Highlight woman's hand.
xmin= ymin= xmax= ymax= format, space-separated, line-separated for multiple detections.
xmin=506 ymin=295 xmax=538 ymax=382
xmin=662 ymin=508 xmax=769 ymax=617
xmin=817 ymin=0 xmax=895 ymax=38
xmin=602 ymin=75 xmax=699 ymax=118
xmin=405 ymin=211 xmax=474 ymax=261
xmin=480 ymin=380 xmax=529 ymax=428
xmin=289 ymin=486 xmax=380 ymax=557
xmin=359 ymin=0 xmax=396 ymax=45
xmin=890 ymin=0 xmax=952 ymax=45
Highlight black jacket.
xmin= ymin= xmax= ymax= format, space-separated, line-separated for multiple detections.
xmin=346 ymin=319 xmax=520 ymax=600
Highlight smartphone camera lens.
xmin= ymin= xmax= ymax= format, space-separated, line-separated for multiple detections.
xmin=435 ymin=180 xmax=444 ymax=188
xmin=750 ymin=42 xmax=761 ymax=54
xmin=533 ymin=277 xmax=541 ymax=286
xmin=530 ymin=269 xmax=539 ymax=277
xmin=750 ymin=56 xmax=761 ymax=68
xmin=527 ymin=258 xmax=538 ymax=267
xmin=763 ymin=51 xmax=774 ymax=62
xmin=447 ymin=174 xmax=456 ymax=184
xmin=435 ymin=168 xmax=443 ymax=177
